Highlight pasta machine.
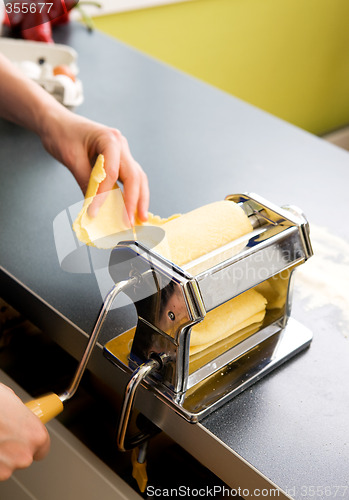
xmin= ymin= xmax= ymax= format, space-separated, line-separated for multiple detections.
xmin=96 ymin=193 xmax=313 ymax=450
xmin=26 ymin=192 xmax=312 ymax=455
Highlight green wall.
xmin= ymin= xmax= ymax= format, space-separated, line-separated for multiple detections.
xmin=94 ymin=0 xmax=349 ymax=135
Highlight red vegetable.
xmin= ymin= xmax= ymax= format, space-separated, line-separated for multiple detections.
xmin=3 ymin=12 xmax=12 ymax=27
xmin=2 ymin=0 xmax=99 ymax=42
xmin=20 ymin=6 xmax=53 ymax=43
xmin=50 ymin=0 xmax=79 ymax=26
xmin=3 ymin=6 xmax=24 ymax=28
xmin=22 ymin=21 xmax=54 ymax=43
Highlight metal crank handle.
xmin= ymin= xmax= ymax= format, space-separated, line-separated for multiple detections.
xmin=25 ymin=278 xmax=136 ymax=423
xmin=117 ymin=354 xmax=166 ymax=452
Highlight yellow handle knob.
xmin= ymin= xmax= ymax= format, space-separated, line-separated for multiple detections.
xmin=25 ymin=393 xmax=64 ymax=424
xmin=131 ymin=447 xmax=148 ymax=493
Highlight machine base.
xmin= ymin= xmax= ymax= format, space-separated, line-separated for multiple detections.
xmin=104 ymin=317 xmax=312 ymax=422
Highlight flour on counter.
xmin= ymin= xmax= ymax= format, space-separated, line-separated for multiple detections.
xmin=294 ymin=225 xmax=349 ymax=336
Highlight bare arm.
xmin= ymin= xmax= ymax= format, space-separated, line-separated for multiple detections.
xmin=0 ymin=53 xmax=149 ymax=223
xmin=0 ymin=53 xmax=149 ymax=479
xmin=0 ymin=52 xmax=56 ymax=132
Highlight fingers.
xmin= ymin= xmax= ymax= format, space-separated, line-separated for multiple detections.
xmin=32 ymin=425 xmax=50 ymax=462
xmin=119 ymin=135 xmax=149 ymax=225
xmin=0 ymin=385 xmax=51 ymax=481
xmin=120 ymin=142 xmax=141 ymax=226
xmin=87 ymin=131 xmax=122 ymax=218
xmin=87 ymin=129 xmax=149 ymax=224
xmin=28 ymin=409 xmax=50 ymax=462
xmin=0 ymin=434 xmax=50 ymax=481
xmin=137 ymin=169 xmax=150 ymax=222
xmin=0 ymin=383 xmax=15 ymax=396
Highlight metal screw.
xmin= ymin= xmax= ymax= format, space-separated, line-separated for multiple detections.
xmin=168 ymin=311 xmax=175 ymax=321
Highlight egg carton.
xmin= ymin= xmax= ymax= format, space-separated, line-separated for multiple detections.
xmin=0 ymin=38 xmax=84 ymax=108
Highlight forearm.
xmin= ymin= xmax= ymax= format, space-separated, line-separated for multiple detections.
xmin=0 ymin=53 xmax=149 ymax=219
xmin=0 ymin=53 xmax=69 ymax=136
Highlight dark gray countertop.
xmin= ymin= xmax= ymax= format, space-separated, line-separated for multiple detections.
xmin=1 ymin=23 xmax=348 ymax=499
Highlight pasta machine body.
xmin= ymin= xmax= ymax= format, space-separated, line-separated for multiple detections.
xmin=103 ymin=193 xmax=313 ymax=424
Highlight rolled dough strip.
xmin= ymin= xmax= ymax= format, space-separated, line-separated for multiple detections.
xmin=255 ymin=268 xmax=292 ymax=310
xmin=190 ymin=289 xmax=267 ymax=350
xmin=189 ymin=321 xmax=262 ymax=373
xmin=152 ymin=199 xmax=253 ymax=267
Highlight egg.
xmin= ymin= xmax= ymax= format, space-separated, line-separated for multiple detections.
xmin=18 ymin=60 xmax=42 ymax=80
xmin=40 ymin=63 xmax=53 ymax=79
xmin=53 ymin=64 xmax=76 ymax=82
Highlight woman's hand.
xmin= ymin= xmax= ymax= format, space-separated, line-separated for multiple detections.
xmin=0 ymin=53 xmax=149 ymax=226
xmin=40 ymin=110 xmax=149 ymax=226
xmin=0 ymin=383 xmax=50 ymax=481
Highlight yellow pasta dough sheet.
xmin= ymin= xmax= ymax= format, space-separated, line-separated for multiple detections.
xmin=189 ymin=289 xmax=267 ymax=354
xmin=189 ymin=321 xmax=262 ymax=374
xmin=73 ymin=155 xmax=178 ymax=249
xmin=153 ymin=198 xmax=253 ymax=268
xmin=255 ymin=268 xmax=293 ymax=310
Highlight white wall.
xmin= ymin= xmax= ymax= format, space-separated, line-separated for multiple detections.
xmin=75 ymin=0 xmax=192 ymax=17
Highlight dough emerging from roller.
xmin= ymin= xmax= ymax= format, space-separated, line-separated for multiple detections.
xmin=190 ymin=289 xmax=267 ymax=355
xmin=73 ymin=155 xmax=253 ymax=268
xmin=153 ymin=198 xmax=253 ymax=268
xmin=255 ymin=269 xmax=292 ymax=310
